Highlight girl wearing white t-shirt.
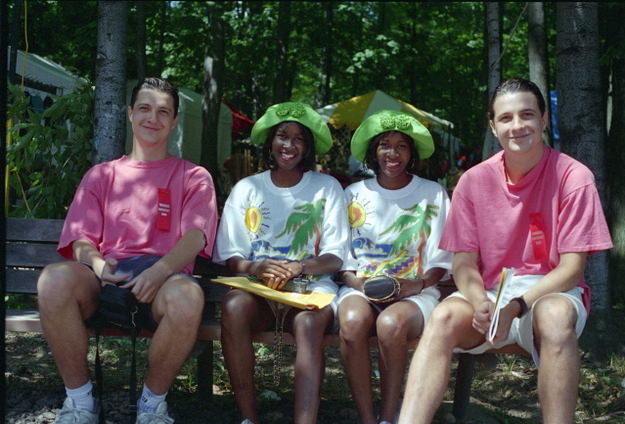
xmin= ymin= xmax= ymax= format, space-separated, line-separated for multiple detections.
xmin=338 ymin=110 xmax=452 ymax=424
xmin=213 ymin=102 xmax=348 ymax=424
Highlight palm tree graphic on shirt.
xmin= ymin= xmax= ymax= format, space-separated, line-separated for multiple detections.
xmin=277 ymin=198 xmax=326 ymax=256
xmin=370 ymin=203 xmax=439 ymax=276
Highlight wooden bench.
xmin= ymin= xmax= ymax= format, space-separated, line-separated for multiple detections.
xmin=4 ymin=216 xmax=527 ymax=421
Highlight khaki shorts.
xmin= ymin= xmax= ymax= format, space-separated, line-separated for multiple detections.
xmin=448 ymin=274 xmax=587 ymax=365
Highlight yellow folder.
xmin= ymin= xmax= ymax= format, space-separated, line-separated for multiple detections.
xmin=210 ymin=276 xmax=335 ymax=310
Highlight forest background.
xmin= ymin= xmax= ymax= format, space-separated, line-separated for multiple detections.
xmin=4 ymin=1 xmax=625 ymax=348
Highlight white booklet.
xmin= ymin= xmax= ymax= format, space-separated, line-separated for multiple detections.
xmin=487 ymin=267 xmax=515 ymax=343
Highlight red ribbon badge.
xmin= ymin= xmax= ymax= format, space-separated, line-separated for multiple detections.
xmin=529 ymin=212 xmax=548 ymax=260
xmin=157 ymin=188 xmax=171 ymax=232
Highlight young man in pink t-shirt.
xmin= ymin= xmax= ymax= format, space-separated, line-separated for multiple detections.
xmin=37 ymin=78 xmax=218 ymax=424
xmin=398 ymin=78 xmax=612 ymax=424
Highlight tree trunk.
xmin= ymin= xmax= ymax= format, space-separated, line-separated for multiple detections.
xmin=272 ymin=1 xmax=292 ymax=104
xmin=201 ymin=4 xmax=226 ymax=186
xmin=528 ymin=2 xmax=550 ymax=121
xmin=556 ymin=2 xmax=610 ymax=312
xmin=1 ymin=0 xmax=9 ymax=414
xmin=93 ymin=1 xmax=127 ymax=164
xmin=605 ymin=5 xmax=625 ymax=308
xmin=482 ymin=2 xmax=502 ymax=160
xmin=318 ymin=2 xmax=334 ymax=106
xmin=135 ymin=0 xmax=147 ymax=81
xmin=156 ymin=1 xmax=167 ymax=75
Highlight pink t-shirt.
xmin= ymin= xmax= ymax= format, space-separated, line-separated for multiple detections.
xmin=440 ymin=147 xmax=612 ymax=291
xmin=58 ymin=156 xmax=218 ymax=274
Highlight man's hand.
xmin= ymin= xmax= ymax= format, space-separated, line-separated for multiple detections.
xmin=488 ymin=301 xmax=519 ymax=345
xmin=472 ymin=300 xmax=494 ymax=335
xmin=120 ymin=264 xmax=168 ymax=303
xmin=99 ymin=258 xmax=130 ymax=286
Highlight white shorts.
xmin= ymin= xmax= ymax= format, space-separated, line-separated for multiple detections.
xmin=336 ymin=285 xmax=441 ymax=325
xmin=448 ymin=274 xmax=587 ymax=365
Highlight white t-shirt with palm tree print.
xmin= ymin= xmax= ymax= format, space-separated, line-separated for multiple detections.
xmin=214 ymin=170 xmax=349 ymax=295
xmin=343 ymin=175 xmax=452 ymax=281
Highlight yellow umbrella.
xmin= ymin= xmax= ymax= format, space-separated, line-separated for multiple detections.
xmin=317 ymin=90 xmax=453 ymax=131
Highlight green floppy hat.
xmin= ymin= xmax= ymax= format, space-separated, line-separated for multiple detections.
xmin=350 ymin=110 xmax=435 ymax=162
xmin=250 ymin=102 xmax=333 ymax=154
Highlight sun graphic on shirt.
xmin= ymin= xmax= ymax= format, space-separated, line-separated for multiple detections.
xmin=243 ymin=198 xmax=271 ymax=237
xmin=347 ymin=193 xmax=376 ymax=237
xmin=348 ymin=201 xmax=367 ymax=228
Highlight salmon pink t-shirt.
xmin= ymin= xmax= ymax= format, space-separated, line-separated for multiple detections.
xmin=440 ymin=147 xmax=612 ymax=294
xmin=58 ymin=156 xmax=218 ymax=274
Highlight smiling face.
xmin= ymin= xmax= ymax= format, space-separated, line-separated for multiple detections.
xmin=374 ymin=131 xmax=414 ymax=189
xmin=128 ymin=88 xmax=178 ymax=152
xmin=269 ymin=121 xmax=309 ymax=171
xmin=489 ymin=91 xmax=547 ymax=159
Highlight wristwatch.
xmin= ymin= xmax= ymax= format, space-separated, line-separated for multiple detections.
xmin=511 ymin=296 xmax=529 ymax=318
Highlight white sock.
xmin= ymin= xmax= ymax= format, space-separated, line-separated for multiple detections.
xmin=138 ymin=385 xmax=167 ymax=413
xmin=66 ymin=381 xmax=95 ymax=412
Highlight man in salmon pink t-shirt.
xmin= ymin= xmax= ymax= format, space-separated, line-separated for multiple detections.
xmin=399 ymin=78 xmax=612 ymax=424
xmin=37 ymin=78 xmax=218 ymax=424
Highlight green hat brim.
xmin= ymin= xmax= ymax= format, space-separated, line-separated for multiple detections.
xmin=250 ymin=102 xmax=332 ymax=154
xmin=350 ymin=110 xmax=435 ymax=162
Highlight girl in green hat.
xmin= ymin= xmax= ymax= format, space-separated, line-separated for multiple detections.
xmin=213 ymin=102 xmax=349 ymax=424
xmin=337 ymin=110 xmax=452 ymax=424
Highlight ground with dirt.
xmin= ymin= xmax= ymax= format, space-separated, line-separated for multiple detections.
xmin=5 ymin=324 xmax=625 ymax=423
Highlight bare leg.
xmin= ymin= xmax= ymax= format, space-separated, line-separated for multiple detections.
xmin=376 ymin=301 xmax=424 ymax=423
xmin=338 ymin=296 xmax=377 ymax=424
xmin=143 ymin=275 xmax=205 ymax=394
xmin=398 ymin=299 xmax=484 ymax=424
xmin=289 ymin=306 xmax=333 ymax=424
xmin=221 ymin=290 xmax=274 ymax=424
xmin=37 ymin=262 xmax=101 ymax=389
xmin=533 ymin=295 xmax=580 ymax=424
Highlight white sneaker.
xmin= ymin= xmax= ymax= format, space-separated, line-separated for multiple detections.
xmin=55 ymin=397 xmax=98 ymax=424
xmin=241 ymin=420 xmax=255 ymax=424
xmin=136 ymin=401 xmax=174 ymax=424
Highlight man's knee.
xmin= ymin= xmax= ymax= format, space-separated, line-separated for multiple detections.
xmin=533 ymin=295 xmax=578 ymax=346
xmin=427 ymin=301 xmax=469 ymax=336
xmin=160 ymin=276 xmax=204 ymax=323
xmin=37 ymin=262 xmax=94 ymax=308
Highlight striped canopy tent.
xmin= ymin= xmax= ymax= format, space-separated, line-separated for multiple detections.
xmin=316 ymin=90 xmax=460 ymax=167
xmin=316 ymin=90 xmax=453 ymax=132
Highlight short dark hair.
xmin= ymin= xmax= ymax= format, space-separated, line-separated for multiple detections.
xmin=364 ymin=131 xmax=419 ymax=175
xmin=130 ymin=77 xmax=179 ymax=117
xmin=488 ymin=78 xmax=546 ymax=120
xmin=262 ymin=121 xmax=316 ymax=172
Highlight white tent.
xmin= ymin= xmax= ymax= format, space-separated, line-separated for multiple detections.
xmin=8 ymin=48 xmax=86 ymax=98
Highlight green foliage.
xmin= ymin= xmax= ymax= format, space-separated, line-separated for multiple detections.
xmin=6 ymin=82 xmax=94 ymax=218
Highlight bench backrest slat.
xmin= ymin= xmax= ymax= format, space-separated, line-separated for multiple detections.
xmin=7 ymin=217 xmax=63 ymax=242
xmin=7 ymin=243 xmax=65 ymax=268
xmin=6 ymin=269 xmax=39 ymax=294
